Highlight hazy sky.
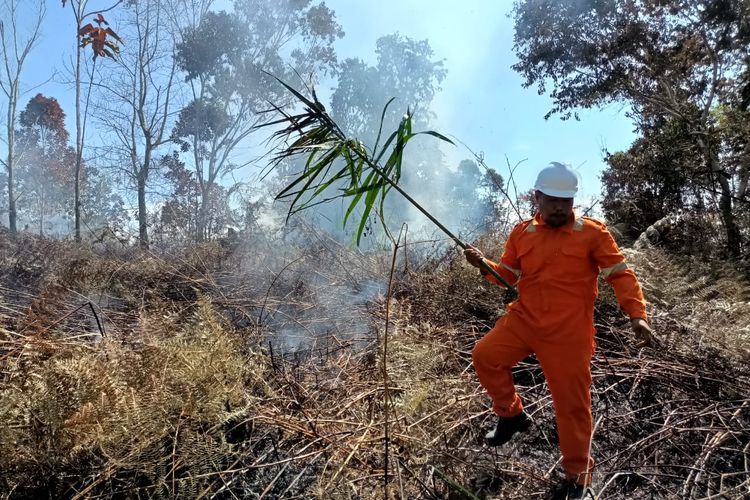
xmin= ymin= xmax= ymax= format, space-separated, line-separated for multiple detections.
xmin=324 ymin=0 xmax=637 ymax=203
xmin=12 ymin=0 xmax=637 ymax=205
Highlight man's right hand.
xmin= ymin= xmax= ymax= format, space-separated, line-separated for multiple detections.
xmin=464 ymin=245 xmax=485 ymax=268
xmin=631 ymin=318 xmax=658 ymax=348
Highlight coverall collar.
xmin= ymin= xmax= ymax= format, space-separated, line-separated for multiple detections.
xmin=532 ymin=210 xmax=578 ymax=233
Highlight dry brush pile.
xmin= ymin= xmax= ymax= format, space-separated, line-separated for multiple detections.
xmin=0 ymin=230 xmax=748 ymax=499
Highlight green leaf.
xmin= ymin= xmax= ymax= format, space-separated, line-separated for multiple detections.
xmin=275 ymin=148 xmax=322 ymax=199
xmin=307 ymin=163 xmax=352 ymax=201
xmin=342 ymin=144 xmax=364 ymax=190
xmin=343 ymin=170 xmax=377 ymax=227
xmin=417 ymin=130 xmax=456 ymax=145
xmin=355 ymin=181 xmax=382 ymax=245
xmin=372 ymin=129 xmax=400 ymax=165
xmin=372 ymin=97 xmax=396 ymax=155
xmin=278 ymin=144 xmax=342 ymax=216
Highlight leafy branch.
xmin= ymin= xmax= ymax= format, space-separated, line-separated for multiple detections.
xmin=259 ymin=76 xmax=518 ymax=295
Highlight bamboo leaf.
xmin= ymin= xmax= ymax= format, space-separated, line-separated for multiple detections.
xmin=372 ymin=97 xmax=396 ymax=156
xmin=403 ymin=109 xmax=413 ymax=137
xmin=280 ymin=163 xmax=326 ymax=211
xmin=277 ymin=144 xmax=341 ymax=211
xmin=308 ymin=163 xmax=352 ymax=200
xmin=294 ymin=194 xmax=351 ymax=212
xmin=342 ymin=144 xmax=364 ymax=190
xmin=264 ymin=72 xmax=319 ymax=112
xmin=355 ymin=182 xmax=382 ymax=245
xmin=343 ymin=170 xmax=377 ymax=227
xmin=275 ymin=148 xmax=322 ymax=199
xmin=343 ymin=179 xmax=384 ymax=197
xmin=417 ymin=130 xmax=456 ymax=145
xmin=261 ymin=112 xmax=309 ymax=130
xmin=372 ymin=130 xmax=399 ymax=167
xmin=287 ymin=126 xmax=326 ymax=147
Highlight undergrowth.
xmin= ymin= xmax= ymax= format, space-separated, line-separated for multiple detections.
xmin=0 ymin=232 xmax=747 ymax=499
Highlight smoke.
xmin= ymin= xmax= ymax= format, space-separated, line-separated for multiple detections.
xmin=268 ymin=275 xmax=384 ymax=352
xmin=224 ymin=221 xmax=391 ymax=353
xmin=250 ymin=135 xmax=503 ymax=353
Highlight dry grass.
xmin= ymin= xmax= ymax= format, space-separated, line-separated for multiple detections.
xmin=624 ymin=247 xmax=750 ymax=356
xmin=0 ymin=231 xmax=748 ymax=498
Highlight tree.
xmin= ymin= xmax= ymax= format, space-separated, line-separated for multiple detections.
xmin=153 ymin=151 xmax=233 ymax=244
xmin=15 ymin=94 xmax=125 ymax=238
xmin=512 ymin=0 xmax=750 ymax=257
xmin=154 ymin=152 xmax=197 ymax=242
xmin=64 ymin=0 xmax=124 ymax=242
xmin=332 ymin=34 xmax=447 ymax=144
xmin=0 ymin=0 xmax=45 ymax=234
xmin=97 ymin=0 xmax=177 ymax=248
xmin=425 ymin=159 xmax=510 ymax=237
xmin=171 ymin=0 xmax=343 ymax=241
xmin=601 ymin=117 xmax=698 ymax=239
xmin=79 ymin=165 xmax=128 ymax=238
xmin=15 ymin=94 xmax=75 ymax=235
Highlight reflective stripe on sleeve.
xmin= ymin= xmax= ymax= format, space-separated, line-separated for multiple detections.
xmin=499 ymin=262 xmax=521 ymax=278
xmin=600 ymin=261 xmax=628 ymax=279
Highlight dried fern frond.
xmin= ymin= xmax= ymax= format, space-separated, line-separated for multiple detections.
xmin=0 ymin=296 xmax=259 ymax=496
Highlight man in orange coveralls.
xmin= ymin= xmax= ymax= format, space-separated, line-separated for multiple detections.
xmin=464 ymin=162 xmax=653 ymax=500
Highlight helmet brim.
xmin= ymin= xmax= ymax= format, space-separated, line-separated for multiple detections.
xmin=536 ymin=187 xmax=577 ymax=198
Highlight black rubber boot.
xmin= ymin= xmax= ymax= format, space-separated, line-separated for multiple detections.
xmin=484 ymin=411 xmax=532 ymax=446
xmin=550 ymin=479 xmax=595 ymax=500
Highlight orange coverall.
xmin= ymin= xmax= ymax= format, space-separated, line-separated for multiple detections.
xmin=472 ymin=212 xmax=647 ymax=484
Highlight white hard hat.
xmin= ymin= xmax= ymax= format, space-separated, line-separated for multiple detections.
xmin=534 ymin=162 xmax=578 ymax=198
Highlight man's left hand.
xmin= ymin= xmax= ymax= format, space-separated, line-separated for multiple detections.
xmin=631 ymin=318 xmax=657 ymax=348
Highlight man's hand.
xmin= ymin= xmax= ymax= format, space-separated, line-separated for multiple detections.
xmin=631 ymin=318 xmax=656 ymax=348
xmin=464 ymin=245 xmax=485 ymax=268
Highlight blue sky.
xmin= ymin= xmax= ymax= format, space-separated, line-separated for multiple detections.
xmin=11 ymin=0 xmax=637 ymax=207
xmin=324 ymin=0 xmax=637 ymax=203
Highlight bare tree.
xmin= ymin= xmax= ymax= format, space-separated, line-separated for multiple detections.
xmin=0 ymin=0 xmax=45 ymax=235
xmin=63 ymin=0 xmax=123 ymax=242
xmin=97 ymin=0 xmax=177 ymax=249
xmin=168 ymin=0 xmax=342 ymax=241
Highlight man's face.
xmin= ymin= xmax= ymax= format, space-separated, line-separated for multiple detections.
xmin=535 ymin=190 xmax=574 ymax=228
